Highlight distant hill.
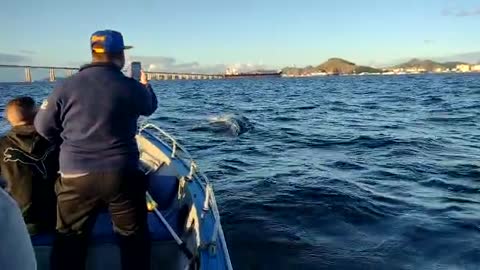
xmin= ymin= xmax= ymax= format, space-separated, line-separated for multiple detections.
xmin=354 ymin=65 xmax=382 ymax=74
xmin=281 ymin=57 xmax=474 ymax=76
xmin=442 ymin=61 xmax=469 ymax=69
xmin=391 ymin=58 xmax=469 ymax=71
xmin=393 ymin=58 xmax=444 ymax=71
xmin=317 ymin=58 xmax=356 ymax=74
xmin=281 ymin=67 xmax=306 ymax=76
xmin=282 ymin=58 xmax=381 ymax=75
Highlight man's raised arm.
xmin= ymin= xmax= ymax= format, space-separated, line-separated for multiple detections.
xmin=134 ymin=71 xmax=158 ymax=116
xmin=34 ymin=90 xmax=63 ymax=143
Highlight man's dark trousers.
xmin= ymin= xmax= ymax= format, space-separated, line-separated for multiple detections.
xmin=50 ymin=169 xmax=150 ymax=270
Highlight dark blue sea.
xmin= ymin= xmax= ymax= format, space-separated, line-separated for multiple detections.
xmin=1 ymin=74 xmax=480 ymax=269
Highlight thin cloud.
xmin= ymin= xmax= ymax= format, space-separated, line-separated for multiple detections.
xmin=0 ymin=53 xmax=31 ymax=64
xmin=443 ymin=7 xmax=480 ymax=17
xmin=423 ymin=39 xmax=435 ymax=45
xmin=19 ymin=50 xmax=36 ymax=55
xmin=226 ymin=63 xmax=268 ymax=72
xmin=129 ymin=55 xmax=268 ymax=74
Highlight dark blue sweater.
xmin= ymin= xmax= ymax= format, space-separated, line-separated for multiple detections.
xmin=34 ymin=63 xmax=158 ymax=174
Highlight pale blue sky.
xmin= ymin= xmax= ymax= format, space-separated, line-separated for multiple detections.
xmin=0 ymin=0 xmax=479 ymax=72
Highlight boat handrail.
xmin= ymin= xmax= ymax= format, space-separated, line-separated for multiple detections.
xmin=139 ymin=123 xmax=233 ymax=270
xmin=140 ymin=123 xmax=193 ymax=158
xmin=139 ymin=124 xmax=211 ymax=187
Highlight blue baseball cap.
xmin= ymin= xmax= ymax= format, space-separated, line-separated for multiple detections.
xmin=90 ymin=30 xmax=133 ymax=54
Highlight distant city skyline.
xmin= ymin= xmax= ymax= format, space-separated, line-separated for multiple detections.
xmin=1 ymin=0 xmax=480 ymax=75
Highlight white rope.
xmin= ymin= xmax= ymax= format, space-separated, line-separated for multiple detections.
xmin=171 ymin=142 xmax=177 ymax=158
xmin=203 ymin=184 xmax=211 ymax=212
xmin=188 ymin=161 xmax=196 ymax=180
xmin=146 ymin=192 xmax=183 ymax=245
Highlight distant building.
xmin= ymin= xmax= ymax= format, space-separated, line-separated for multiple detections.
xmin=456 ymin=64 xmax=471 ymax=72
xmin=310 ymin=71 xmax=328 ymax=76
xmin=392 ymin=68 xmax=404 ymax=73
xmin=404 ymin=67 xmax=426 ymax=73
xmin=471 ymin=64 xmax=480 ymax=72
xmin=225 ymin=68 xmax=238 ymax=75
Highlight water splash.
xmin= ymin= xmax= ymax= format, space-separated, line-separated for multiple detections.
xmin=191 ymin=114 xmax=254 ymax=136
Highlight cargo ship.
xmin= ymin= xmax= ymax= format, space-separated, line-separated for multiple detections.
xmin=225 ymin=68 xmax=282 ymax=78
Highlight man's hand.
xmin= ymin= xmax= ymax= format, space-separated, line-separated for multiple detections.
xmin=140 ymin=70 xmax=148 ymax=85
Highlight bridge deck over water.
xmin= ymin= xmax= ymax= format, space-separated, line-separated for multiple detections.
xmin=0 ymin=64 xmax=224 ymax=82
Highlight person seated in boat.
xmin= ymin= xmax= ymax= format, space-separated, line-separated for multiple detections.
xmin=0 ymin=187 xmax=37 ymax=270
xmin=34 ymin=30 xmax=158 ymax=270
xmin=0 ymin=96 xmax=58 ymax=235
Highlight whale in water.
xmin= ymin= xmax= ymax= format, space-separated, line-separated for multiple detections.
xmin=191 ymin=114 xmax=254 ymax=136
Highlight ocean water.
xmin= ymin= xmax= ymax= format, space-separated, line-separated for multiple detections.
xmin=1 ymin=74 xmax=480 ymax=269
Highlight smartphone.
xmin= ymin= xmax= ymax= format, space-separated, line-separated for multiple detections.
xmin=129 ymin=61 xmax=142 ymax=81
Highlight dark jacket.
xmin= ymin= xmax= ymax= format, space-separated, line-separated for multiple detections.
xmin=0 ymin=125 xmax=58 ymax=234
xmin=34 ymin=63 xmax=158 ymax=174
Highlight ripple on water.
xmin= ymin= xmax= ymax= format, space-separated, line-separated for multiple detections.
xmin=1 ymin=73 xmax=480 ymax=269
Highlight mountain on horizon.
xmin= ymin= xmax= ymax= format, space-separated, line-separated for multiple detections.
xmin=442 ymin=61 xmax=470 ymax=70
xmin=393 ymin=58 xmax=444 ymax=70
xmin=391 ymin=58 xmax=470 ymax=71
xmin=317 ymin=58 xmax=356 ymax=74
xmin=434 ymin=51 xmax=480 ymax=64
xmin=281 ymin=53 xmax=479 ymax=76
xmin=282 ymin=58 xmax=381 ymax=75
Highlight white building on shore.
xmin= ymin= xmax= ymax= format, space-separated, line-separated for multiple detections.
xmin=471 ymin=64 xmax=480 ymax=72
xmin=456 ymin=64 xmax=471 ymax=72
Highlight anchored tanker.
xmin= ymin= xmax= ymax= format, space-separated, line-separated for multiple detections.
xmin=225 ymin=68 xmax=281 ymax=78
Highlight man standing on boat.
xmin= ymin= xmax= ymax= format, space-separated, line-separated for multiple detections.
xmin=34 ymin=30 xmax=157 ymax=270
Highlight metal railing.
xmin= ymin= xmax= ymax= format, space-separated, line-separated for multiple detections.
xmin=138 ymin=123 xmax=233 ymax=270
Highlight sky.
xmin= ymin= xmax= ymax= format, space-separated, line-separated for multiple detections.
xmin=0 ymin=0 xmax=480 ymax=77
